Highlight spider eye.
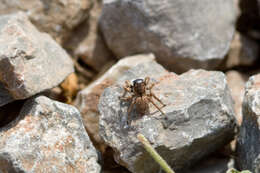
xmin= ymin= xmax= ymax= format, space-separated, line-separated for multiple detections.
xmin=133 ymin=79 xmax=144 ymax=85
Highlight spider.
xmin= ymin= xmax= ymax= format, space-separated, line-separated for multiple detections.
xmin=119 ymin=77 xmax=166 ymax=123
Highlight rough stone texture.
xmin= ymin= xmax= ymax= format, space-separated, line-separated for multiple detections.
xmin=0 ymin=13 xmax=74 ymax=106
xmin=226 ymin=71 xmax=247 ymax=125
xmin=0 ymin=0 xmax=92 ymax=42
xmin=100 ymin=0 xmax=237 ymax=73
xmin=0 ymin=82 xmax=14 ymax=106
xmin=64 ymin=0 xmax=114 ymax=71
xmin=99 ymin=62 xmax=236 ymax=173
xmin=0 ymin=96 xmax=100 ymax=173
xmin=237 ymin=74 xmax=260 ymax=172
xmin=74 ymin=53 xmax=156 ymax=152
xmin=224 ymin=33 xmax=259 ymax=69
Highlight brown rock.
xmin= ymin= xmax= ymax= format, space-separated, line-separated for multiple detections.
xmin=226 ymin=70 xmax=247 ymax=125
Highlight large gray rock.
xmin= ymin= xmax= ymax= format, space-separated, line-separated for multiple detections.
xmin=0 ymin=13 xmax=74 ymax=106
xmin=98 ymin=62 xmax=236 ymax=173
xmin=100 ymin=0 xmax=237 ymax=73
xmin=74 ymin=53 xmax=157 ymax=152
xmin=0 ymin=0 xmax=92 ymax=42
xmin=0 ymin=96 xmax=100 ymax=173
xmin=237 ymin=74 xmax=260 ymax=172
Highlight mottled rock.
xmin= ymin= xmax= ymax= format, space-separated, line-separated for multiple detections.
xmin=100 ymin=0 xmax=237 ymax=73
xmin=226 ymin=71 xmax=247 ymax=125
xmin=0 ymin=0 xmax=92 ymax=42
xmin=64 ymin=0 xmax=113 ymax=71
xmin=0 ymin=13 xmax=74 ymax=106
xmin=75 ymin=53 xmax=156 ymax=152
xmin=99 ymin=62 xmax=236 ymax=173
xmin=0 ymin=96 xmax=100 ymax=173
xmin=237 ymin=74 xmax=260 ymax=172
xmin=225 ymin=33 xmax=259 ymax=69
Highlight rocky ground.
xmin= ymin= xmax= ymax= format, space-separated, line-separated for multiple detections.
xmin=0 ymin=0 xmax=260 ymax=173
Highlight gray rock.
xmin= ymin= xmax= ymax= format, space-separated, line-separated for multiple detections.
xmin=100 ymin=0 xmax=237 ymax=73
xmin=74 ymin=53 xmax=158 ymax=152
xmin=0 ymin=82 xmax=13 ymax=106
xmin=0 ymin=12 xmax=74 ymax=106
xmin=0 ymin=0 xmax=92 ymax=42
xmin=98 ymin=62 xmax=236 ymax=173
xmin=237 ymin=74 xmax=260 ymax=172
xmin=0 ymin=96 xmax=100 ymax=173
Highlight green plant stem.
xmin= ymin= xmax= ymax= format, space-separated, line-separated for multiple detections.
xmin=137 ymin=133 xmax=175 ymax=173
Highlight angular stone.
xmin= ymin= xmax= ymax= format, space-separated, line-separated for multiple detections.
xmin=237 ymin=74 xmax=260 ymax=172
xmin=0 ymin=0 xmax=92 ymax=42
xmin=100 ymin=0 xmax=237 ymax=73
xmin=0 ymin=13 xmax=74 ymax=106
xmin=99 ymin=62 xmax=236 ymax=172
xmin=0 ymin=96 xmax=100 ymax=173
xmin=74 ymin=53 xmax=157 ymax=152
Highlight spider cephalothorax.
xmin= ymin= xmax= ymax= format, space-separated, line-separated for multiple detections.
xmin=120 ymin=77 xmax=166 ymax=124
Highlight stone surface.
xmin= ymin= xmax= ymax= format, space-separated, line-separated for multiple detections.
xmin=0 ymin=96 xmax=100 ymax=173
xmin=64 ymin=0 xmax=114 ymax=71
xmin=99 ymin=62 xmax=236 ymax=173
xmin=74 ymin=53 xmax=156 ymax=152
xmin=0 ymin=0 xmax=92 ymax=42
xmin=224 ymin=33 xmax=259 ymax=69
xmin=237 ymin=74 xmax=260 ymax=172
xmin=100 ymin=0 xmax=237 ymax=73
xmin=183 ymin=156 xmax=234 ymax=173
xmin=226 ymin=71 xmax=247 ymax=125
xmin=0 ymin=13 xmax=74 ymax=106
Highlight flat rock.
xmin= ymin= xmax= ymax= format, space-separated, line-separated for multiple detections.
xmin=237 ymin=74 xmax=260 ymax=172
xmin=98 ymin=62 xmax=236 ymax=173
xmin=0 ymin=96 xmax=100 ymax=173
xmin=0 ymin=0 xmax=92 ymax=42
xmin=100 ymin=0 xmax=237 ymax=73
xmin=74 ymin=53 xmax=157 ymax=152
xmin=0 ymin=13 xmax=74 ymax=106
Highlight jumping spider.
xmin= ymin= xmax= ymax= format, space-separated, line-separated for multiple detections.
xmin=119 ymin=77 xmax=166 ymax=123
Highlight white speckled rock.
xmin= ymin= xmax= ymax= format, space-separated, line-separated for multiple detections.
xmin=99 ymin=61 xmax=236 ymax=173
xmin=100 ymin=0 xmax=237 ymax=73
xmin=0 ymin=96 xmax=100 ymax=173
xmin=0 ymin=13 xmax=74 ymax=106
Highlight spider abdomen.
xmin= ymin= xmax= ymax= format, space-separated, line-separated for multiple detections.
xmin=135 ymin=97 xmax=149 ymax=115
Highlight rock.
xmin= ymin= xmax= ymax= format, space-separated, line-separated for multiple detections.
xmin=236 ymin=74 xmax=260 ymax=172
xmin=98 ymin=61 xmax=236 ymax=173
xmin=64 ymin=0 xmax=114 ymax=71
xmin=183 ymin=156 xmax=235 ymax=173
xmin=0 ymin=0 xmax=92 ymax=42
xmin=224 ymin=33 xmax=259 ymax=69
xmin=0 ymin=82 xmax=14 ymax=106
xmin=74 ymin=53 xmax=157 ymax=152
xmin=100 ymin=0 xmax=237 ymax=73
xmin=0 ymin=13 xmax=74 ymax=106
xmin=226 ymin=71 xmax=247 ymax=125
xmin=0 ymin=96 xmax=100 ymax=173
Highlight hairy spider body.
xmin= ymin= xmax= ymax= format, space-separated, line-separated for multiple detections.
xmin=119 ymin=77 xmax=166 ymax=124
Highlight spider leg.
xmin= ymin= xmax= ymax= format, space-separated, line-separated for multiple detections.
xmin=145 ymin=77 xmax=150 ymax=85
xmin=119 ymin=80 xmax=132 ymax=99
xmin=150 ymin=92 xmax=166 ymax=107
xmin=147 ymin=97 xmax=165 ymax=115
xmin=127 ymin=98 xmax=136 ymax=124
